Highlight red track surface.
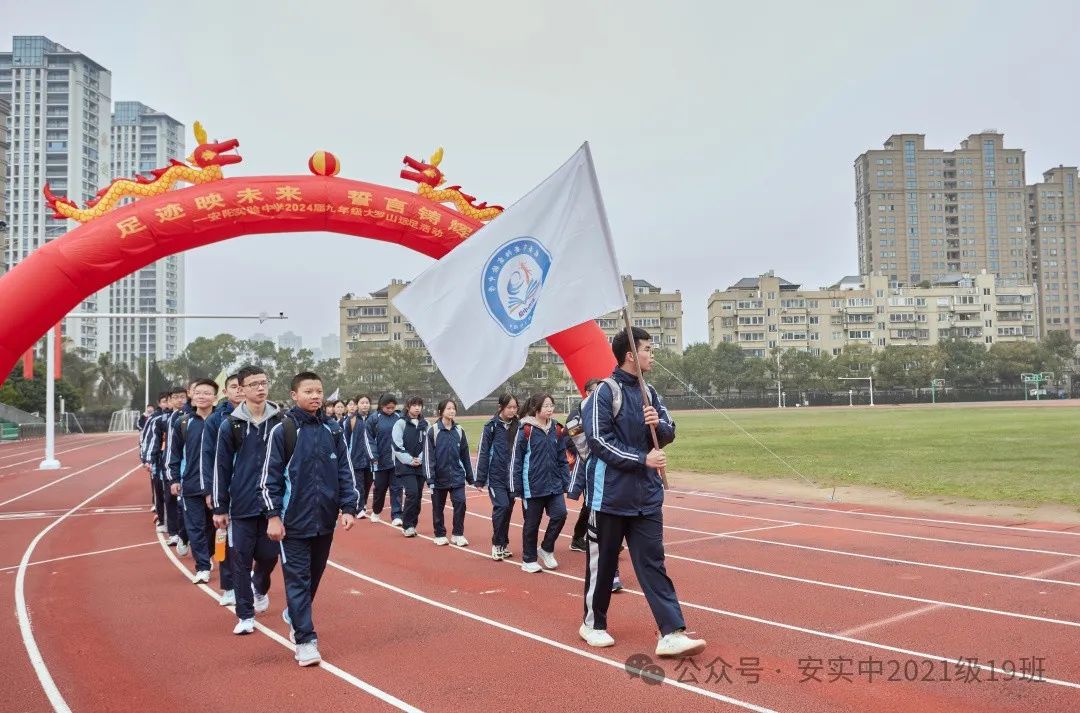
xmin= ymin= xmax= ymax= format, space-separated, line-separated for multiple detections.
xmin=2 ymin=435 xmax=1078 ymax=712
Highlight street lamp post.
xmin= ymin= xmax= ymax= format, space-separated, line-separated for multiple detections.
xmin=40 ymin=310 xmax=287 ymax=470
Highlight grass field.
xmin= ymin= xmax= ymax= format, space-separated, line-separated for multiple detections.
xmin=458 ymin=405 xmax=1080 ymax=507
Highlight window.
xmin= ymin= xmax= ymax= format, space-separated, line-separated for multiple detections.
xmin=738 ymin=316 xmax=765 ymax=326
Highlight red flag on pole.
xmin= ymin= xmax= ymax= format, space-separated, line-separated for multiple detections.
xmin=22 ymin=350 xmax=33 ymax=380
xmin=53 ymin=325 xmax=62 ymax=380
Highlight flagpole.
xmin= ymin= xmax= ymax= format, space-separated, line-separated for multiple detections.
xmin=621 ymin=308 xmax=669 ymax=490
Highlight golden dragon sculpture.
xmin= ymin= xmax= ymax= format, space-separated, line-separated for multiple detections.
xmin=400 ymin=148 xmax=503 ymax=222
xmin=43 ymin=121 xmax=241 ymax=223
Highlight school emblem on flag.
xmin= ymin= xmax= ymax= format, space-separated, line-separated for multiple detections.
xmin=482 ymin=237 xmax=552 ymax=336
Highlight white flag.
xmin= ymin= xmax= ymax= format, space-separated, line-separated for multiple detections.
xmin=326 ymin=388 xmax=340 ymax=402
xmin=393 ymin=143 xmax=625 ymax=407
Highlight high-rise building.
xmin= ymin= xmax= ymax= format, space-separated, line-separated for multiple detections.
xmin=855 ymin=132 xmax=1028 ymax=288
xmin=320 ymin=333 xmax=340 ymax=360
xmin=1026 ymin=166 xmax=1080 ymax=340
xmin=277 ymin=331 xmax=303 ymax=352
xmin=108 ymin=101 xmax=186 ymax=367
xmin=0 ymin=96 xmax=8 ymax=277
xmin=0 ymin=36 xmax=112 ymax=355
xmin=707 ymin=270 xmax=1037 ymax=357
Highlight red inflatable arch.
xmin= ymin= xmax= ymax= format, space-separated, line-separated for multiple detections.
xmin=0 ymin=143 xmax=615 ymax=393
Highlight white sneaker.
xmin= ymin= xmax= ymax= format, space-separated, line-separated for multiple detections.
xmin=155 ymin=524 xmax=167 ymax=534
xmin=295 ymin=641 xmax=321 ymax=667
xmin=166 ymin=535 xmax=180 ymax=546
xmin=370 ymin=512 xmax=381 ymax=524
xmin=403 ymin=527 xmax=417 ymax=538
xmin=433 ymin=536 xmax=449 ymax=546
xmin=451 ymin=535 xmax=469 ymax=547
xmin=283 ymin=608 xmax=295 ymax=643
xmin=357 ymin=510 xmax=367 ymax=520
xmin=176 ymin=541 xmax=190 ymax=556
xmin=656 ymin=630 xmax=707 ymax=658
xmin=192 ymin=570 xmax=211 ymax=585
xmin=579 ymin=624 xmax=615 ymax=648
xmin=502 ymin=546 xmax=513 ymax=558
xmin=538 ymin=549 xmax=558 ymax=570
xmin=491 ymin=545 xmax=503 ymax=560
xmin=253 ymin=589 xmax=270 ymax=614
xmin=220 ymin=589 xmax=236 ymax=607
xmin=233 ymin=618 xmax=255 ymax=635
xmin=521 ymin=561 xmax=542 ymax=573
xmin=391 ymin=518 xmax=403 ymax=527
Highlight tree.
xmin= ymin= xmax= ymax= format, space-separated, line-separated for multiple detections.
xmin=936 ymin=338 xmax=991 ymax=388
xmin=649 ymin=348 xmax=683 ymax=395
xmin=501 ymin=352 xmax=564 ymax=400
xmin=680 ymin=343 xmax=715 ymax=394
xmin=873 ymin=345 xmax=939 ymax=390
xmin=712 ymin=342 xmax=746 ymax=393
xmin=162 ymin=334 xmax=241 ymax=384
xmin=1 ymin=364 xmax=83 ymax=414
xmin=88 ymin=352 xmax=139 ymax=408
xmin=1041 ymin=330 xmax=1076 ymax=362
xmin=987 ymin=341 xmax=1043 ymax=384
xmin=737 ymin=357 xmax=773 ymax=394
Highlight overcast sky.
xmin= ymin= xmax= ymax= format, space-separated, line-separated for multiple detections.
xmin=8 ymin=1 xmax=1080 ymax=348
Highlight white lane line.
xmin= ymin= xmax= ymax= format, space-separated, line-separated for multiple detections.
xmin=0 ymin=541 xmax=158 ymax=572
xmin=0 ymin=449 xmax=135 ymax=508
xmin=339 ymin=523 xmax=776 ymax=712
xmin=665 ymin=524 xmax=798 ymax=546
xmin=375 ymin=516 xmax=1080 ymax=690
xmin=664 ymin=503 xmax=1080 ymax=558
xmin=837 ymin=558 xmax=1080 ymax=638
xmin=464 ymin=510 xmax=1080 ymax=629
xmin=671 ymin=489 xmax=1080 ymax=539
xmin=552 ymin=502 xmax=1080 ymax=588
xmin=155 ymin=535 xmax=423 ymax=712
xmin=0 ymin=436 xmax=127 ymax=472
xmin=16 ymin=464 xmax=142 ymax=712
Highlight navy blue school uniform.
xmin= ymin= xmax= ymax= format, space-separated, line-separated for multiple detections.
xmin=168 ymin=409 xmax=232 ymax=588
xmin=476 ymin=416 xmax=519 ymax=549
xmin=423 ymin=420 xmax=474 ymax=538
xmin=344 ymin=412 xmax=375 ymax=512
xmin=582 ymin=367 xmax=683 ymax=636
xmin=366 ymin=410 xmax=403 ymax=520
xmin=141 ymin=408 xmax=165 ymax=525
xmin=261 ymin=407 xmax=360 ymax=646
xmin=213 ymin=400 xmax=285 ymax=620
xmin=152 ymin=409 xmax=186 ymax=542
xmin=392 ymin=415 xmax=428 ymax=531
xmin=510 ymin=417 xmax=571 ymax=564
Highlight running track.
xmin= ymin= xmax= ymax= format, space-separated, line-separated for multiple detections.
xmin=1 ymin=435 xmax=1077 ymax=712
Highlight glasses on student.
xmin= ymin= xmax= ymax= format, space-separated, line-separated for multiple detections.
xmin=244 ymin=380 xmax=270 ymax=390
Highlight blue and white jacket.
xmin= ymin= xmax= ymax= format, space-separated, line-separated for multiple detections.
xmin=510 ymin=416 xmax=570 ymax=500
xmin=200 ymin=400 xmax=235 ymax=489
xmin=212 ymin=401 xmax=283 ymax=519
xmin=423 ymin=420 xmax=474 ymax=489
xmin=474 ymin=416 xmax=516 ymax=490
xmin=260 ymin=407 xmax=360 ymax=538
xmin=366 ymin=410 xmax=401 ymax=472
xmin=166 ymin=409 xmax=212 ymax=497
xmin=583 ymin=368 xmax=675 ymax=517
xmin=392 ymin=416 xmax=428 ymax=477
xmin=344 ymin=413 xmax=374 ymax=471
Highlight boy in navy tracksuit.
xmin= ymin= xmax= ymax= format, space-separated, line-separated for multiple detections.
xmin=392 ymin=396 xmax=428 ymax=537
xmin=262 ymin=371 xmax=360 ymax=667
xmin=366 ymin=394 xmax=403 ymax=524
xmin=579 ymin=327 xmax=705 ymax=658
xmin=151 ymin=387 xmax=189 ymax=553
xmin=213 ymin=366 xmax=283 ymax=634
xmin=423 ymin=398 xmax=474 ymax=546
xmin=343 ymin=394 xmax=374 ymax=519
xmin=140 ymin=392 xmax=168 ymax=532
xmin=510 ymin=394 xmax=570 ymax=573
xmin=168 ymin=378 xmax=233 ymax=592
xmin=199 ymin=373 xmax=242 ymax=605
xmin=475 ymin=394 xmax=520 ymax=560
